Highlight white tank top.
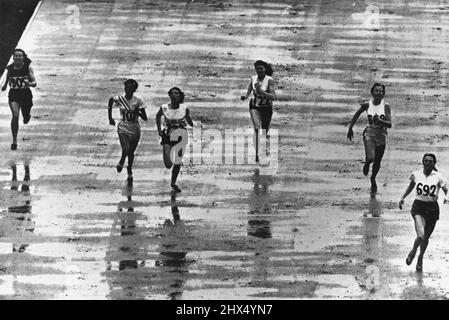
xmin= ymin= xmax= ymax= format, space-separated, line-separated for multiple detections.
xmin=366 ymin=99 xmax=386 ymax=127
xmin=410 ymin=170 xmax=447 ymax=202
xmin=161 ymin=103 xmax=187 ymax=132
xmin=251 ymin=75 xmax=273 ymax=107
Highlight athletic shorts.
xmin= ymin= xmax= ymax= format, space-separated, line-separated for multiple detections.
xmin=411 ymin=199 xmax=439 ymax=221
xmin=363 ymin=127 xmax=387 ymax=146
xmin=117 ymin=122 xmax=141 ymax=142
xmin=249 ymin=99 xmax=273 ymax=130
xmin=160 ymin=128 xmax=188 ymax=146
xmin=9 ymin=89 xmax=33 ymax=114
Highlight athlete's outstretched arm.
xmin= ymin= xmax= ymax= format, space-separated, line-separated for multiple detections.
xmin=108 ymin=97 xmax=115 ymax=126
xmin=156 ymin=107 xmax=163 ymax=136
xmin=26 ymin=66 xmax=37 ymax=87
xmin=399 ymin=178 xmax=416 ymax=210
xmin=347 ymin=103 xmax=368 ymax=140
xmin=1 ymin=70 xmax=9 ymax=91
xmin=185 ymin=108 xmax=194 ymax=127
xmin=241 ymin=81 xmax=253 ymax=101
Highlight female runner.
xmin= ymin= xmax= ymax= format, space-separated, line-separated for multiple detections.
xmin=241 ymin=60 xmax=276 ymax=162
xmin=347 ymin=83 xmax=391 ymax=194
xmin=156 ymin=87 xmax=194 ymax=193
xmin=399 ymin=153 xmax=448 ymax=272
xmin=1 ymin=49 xmax=37 ymax=150
xmin=108 ymin=79 xmax=148 ymax=184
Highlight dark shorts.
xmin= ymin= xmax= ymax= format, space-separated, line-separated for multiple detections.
xmin=411 ymin=199 xmax=439 ymax=221
xmin=9 ymin=89 xmax=33 ymax=117
xmin=9 ymin=89 xmax=33 ymax=107
xmin=160 ymin=128 xmax=188 ymax=146
xmin=249 ymin=100 xmax=273 ymax=130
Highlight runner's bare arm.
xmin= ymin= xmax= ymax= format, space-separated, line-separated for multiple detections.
xmin=156 ymin=107 xmax=163 ymax=136
xmin=399 ymin=179 xmax=416 ymax=210
xmin=108 ymin=97 xmax=115 ymax=125
xmin=185 ymin=108 xmax=194 ymax=127
xmin=442 ymin=185 xmax=449 ymax=203
xmin=25 ymin=66 xmax=37 ymax=87
xmin=347 ymin=103 xmax=368 ymax=140
xmin=1 ymin=71 xmax=9 ymax=91
xmin=137 ymin=108 xmax=148 ymax=121
xmin=241 ymin=81 xmax=253 ymax=100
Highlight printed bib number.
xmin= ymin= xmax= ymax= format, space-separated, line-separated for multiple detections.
xmin=122 ymin=110 xmax=137 ymax=123
xmin=254 ymin=95 xmax=271 ymax=106
xmin=9 ymin=76 xmax=28 ymax=89
xmin=416 ymin=183 xmax=436 ymax=197
xmin=368 ymin=114 xmax=385 ymax=125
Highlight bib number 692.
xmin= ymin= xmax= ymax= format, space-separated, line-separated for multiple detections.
xmin=416 ymin=183 xmax=436 ymax=197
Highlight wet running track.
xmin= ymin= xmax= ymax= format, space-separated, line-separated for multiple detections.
xmin=2 ymin=0 xmax=449 ymax=299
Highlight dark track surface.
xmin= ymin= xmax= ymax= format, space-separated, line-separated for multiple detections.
xmin=0 ymin=0 xmax=40 ymax=75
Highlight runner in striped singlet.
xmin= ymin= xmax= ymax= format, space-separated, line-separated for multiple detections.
xmin=108 ymin=79 xmax=148 ymax=185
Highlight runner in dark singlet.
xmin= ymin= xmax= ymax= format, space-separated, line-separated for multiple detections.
xmin=1 ymin=49 xmax=37 ymax=150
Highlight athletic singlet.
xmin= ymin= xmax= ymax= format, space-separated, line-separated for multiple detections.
xmin=410 ymin=170 xmax=447 ymax=202
xmin=113 ymin=95 xmax=146 ymax=134
xmin=366 ymin=99 xmax=388 ymax=129
xmin=251 ymin=75 xmax=273 ymax=107
xmin=7 ymin=63 xmax=30 ymax=90
xmin=161 ymin=103 xmax=188 ymax=133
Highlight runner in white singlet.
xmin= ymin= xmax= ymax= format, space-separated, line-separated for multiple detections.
xmin=156 ymin=87 xmax=194 ymax=193
xmin=347 ymin=83 xmax=391 ymax=194
xmin=241 ymin=60 xmax=276 ymax=163
xmin=399 ymin=153 xmax=449 ymax=272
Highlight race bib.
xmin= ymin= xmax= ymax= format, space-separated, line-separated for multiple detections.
xmin=9 ymin=76 xmax=28 ymax=89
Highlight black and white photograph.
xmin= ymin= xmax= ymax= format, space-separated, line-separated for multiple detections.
xmin=1 ymin=0 xmax=449 ymax=302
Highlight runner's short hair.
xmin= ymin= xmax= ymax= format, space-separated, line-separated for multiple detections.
xmin=254 ymin=60 xmax=273 ymax=76
xmin=124 ymin=79 xmax=138 ymax=90
xmin=168 ymin=87 xmax=185 ymax=103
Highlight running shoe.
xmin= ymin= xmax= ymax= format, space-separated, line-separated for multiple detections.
xmin=406 ymin=250 xmax=416 ymax=266
xmin=11 ymin=143 xmax=17 ymax=150
xmin=171 ymin=184 xmax=181 ymax=193
xmin=23 ymin=114 xmax=31 ymax=124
